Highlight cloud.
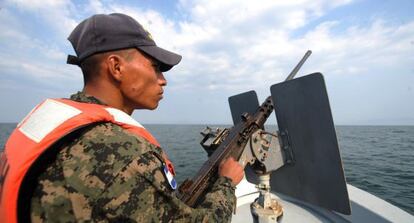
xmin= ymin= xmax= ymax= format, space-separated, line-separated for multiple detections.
xmin=2 ymin=0 xmax=413 ymax=88
xmin=1 ymin=0 xmax=413 ymax=124
xmin=298 ymin=19 xmax=414 ymax=77
xmin=5 ymin=0 xmax=78 ymax=37
xmin=166 ymin=0 xmax=413 ymax=93
xmin=0 ymin=0 xmax=104 ymax=85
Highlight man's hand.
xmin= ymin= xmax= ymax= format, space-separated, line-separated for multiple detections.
xmin=219 ymin=157 xmax=244 ymax=186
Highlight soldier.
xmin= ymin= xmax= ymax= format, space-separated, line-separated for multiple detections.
xmin=0 ymin=13 xmax=244 ymax=222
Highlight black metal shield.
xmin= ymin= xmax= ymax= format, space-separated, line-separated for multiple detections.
xmin=269 ymin=72 xmax=351 ymax=214
xmin=228 ymin=90 xmax=259 ymax=125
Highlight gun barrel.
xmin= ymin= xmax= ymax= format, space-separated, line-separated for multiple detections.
xmin=285 ymin=50 xmax=312 ymax=81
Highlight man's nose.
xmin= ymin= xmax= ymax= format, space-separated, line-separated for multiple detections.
xmin=158 ymin=72 xmax=167 ymax=86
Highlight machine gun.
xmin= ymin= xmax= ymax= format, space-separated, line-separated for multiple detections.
xmin=177 ymin=95 xmax=274 ymax=206
xmin=177 ymin=51 xmax=312 ymax=208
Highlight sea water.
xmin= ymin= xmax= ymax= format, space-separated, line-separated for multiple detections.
xmin=1 ymin=123 xmax=413 ymax=215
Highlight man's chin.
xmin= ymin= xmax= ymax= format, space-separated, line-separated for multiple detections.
xmin=142 ymin=103 xmax=159 ymax=110
xmin=150 ymin=101 xmax=160 ymax=110
xmin=134 ymin=100 xmax=160 ymax=110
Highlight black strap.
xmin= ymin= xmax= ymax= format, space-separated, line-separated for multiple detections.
xmin=66 ymin=55 xmax=80 ymax=66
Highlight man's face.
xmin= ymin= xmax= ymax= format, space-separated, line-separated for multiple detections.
xmin=120 ymin=50 xmax=167 ymax=110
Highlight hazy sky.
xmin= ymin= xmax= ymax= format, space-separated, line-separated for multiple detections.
xmin=1 ymin=0 xmax=413 ymax=125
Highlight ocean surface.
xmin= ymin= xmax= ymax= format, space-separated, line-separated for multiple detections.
xmin=1 ymin=124 xmax=413 ymax=215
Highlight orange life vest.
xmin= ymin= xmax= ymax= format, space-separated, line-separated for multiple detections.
xmin=0 ymin=98 xmax=175 ymax=223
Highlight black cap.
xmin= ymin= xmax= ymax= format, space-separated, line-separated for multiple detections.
xmin=67 ymin=13 xmax=182 ymax=72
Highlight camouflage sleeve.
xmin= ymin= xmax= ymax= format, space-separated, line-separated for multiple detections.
xmin=31 ymin=122 xmax=236 ymax=222
xmin=93 ymin=147 xmax=236 ymax=223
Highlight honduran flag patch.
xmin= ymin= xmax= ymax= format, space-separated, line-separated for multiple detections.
xmin=163 ymin=164 xmax=177 ymax=190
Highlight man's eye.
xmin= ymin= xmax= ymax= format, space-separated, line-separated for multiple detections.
xmin=152 ymin=63 xmax=161 ymax=72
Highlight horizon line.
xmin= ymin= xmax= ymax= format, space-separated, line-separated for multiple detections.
xmin=1 ymin=122 xmax=413 ymax=127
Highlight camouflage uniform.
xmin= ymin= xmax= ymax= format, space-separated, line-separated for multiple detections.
xmin=30 ymin=91 xmax=236 ymax=222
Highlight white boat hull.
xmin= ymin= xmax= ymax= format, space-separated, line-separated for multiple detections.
xmin=233 ymin=179 xmax=413 ymax=222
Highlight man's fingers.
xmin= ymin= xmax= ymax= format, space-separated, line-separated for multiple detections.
xmin=219 ymin=156 xmax=245 ymax=186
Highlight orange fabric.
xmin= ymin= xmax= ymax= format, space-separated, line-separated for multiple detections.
xmin=0 ymin=98 xmax=172 ymax=223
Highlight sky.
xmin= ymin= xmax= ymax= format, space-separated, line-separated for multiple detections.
xmin=0 ymin=0 xmax=413 ymax=125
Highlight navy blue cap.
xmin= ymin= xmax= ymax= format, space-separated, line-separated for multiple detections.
xmin=67 ymin=13 xmax=181 ymax=72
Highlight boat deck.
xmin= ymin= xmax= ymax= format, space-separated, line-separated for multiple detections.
xmin=232 ymin=179 xmax=414 ymax=222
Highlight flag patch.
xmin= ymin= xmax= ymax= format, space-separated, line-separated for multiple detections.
xmin=163 ymin=164 xmax=177 ymax=190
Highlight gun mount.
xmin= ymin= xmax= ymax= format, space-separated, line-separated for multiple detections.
xmin=200 ymin=127 xmax=286 ymax=222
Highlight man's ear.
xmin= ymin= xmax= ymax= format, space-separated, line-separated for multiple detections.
xmin=106 ymin=54 xmax=123 ymax=81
